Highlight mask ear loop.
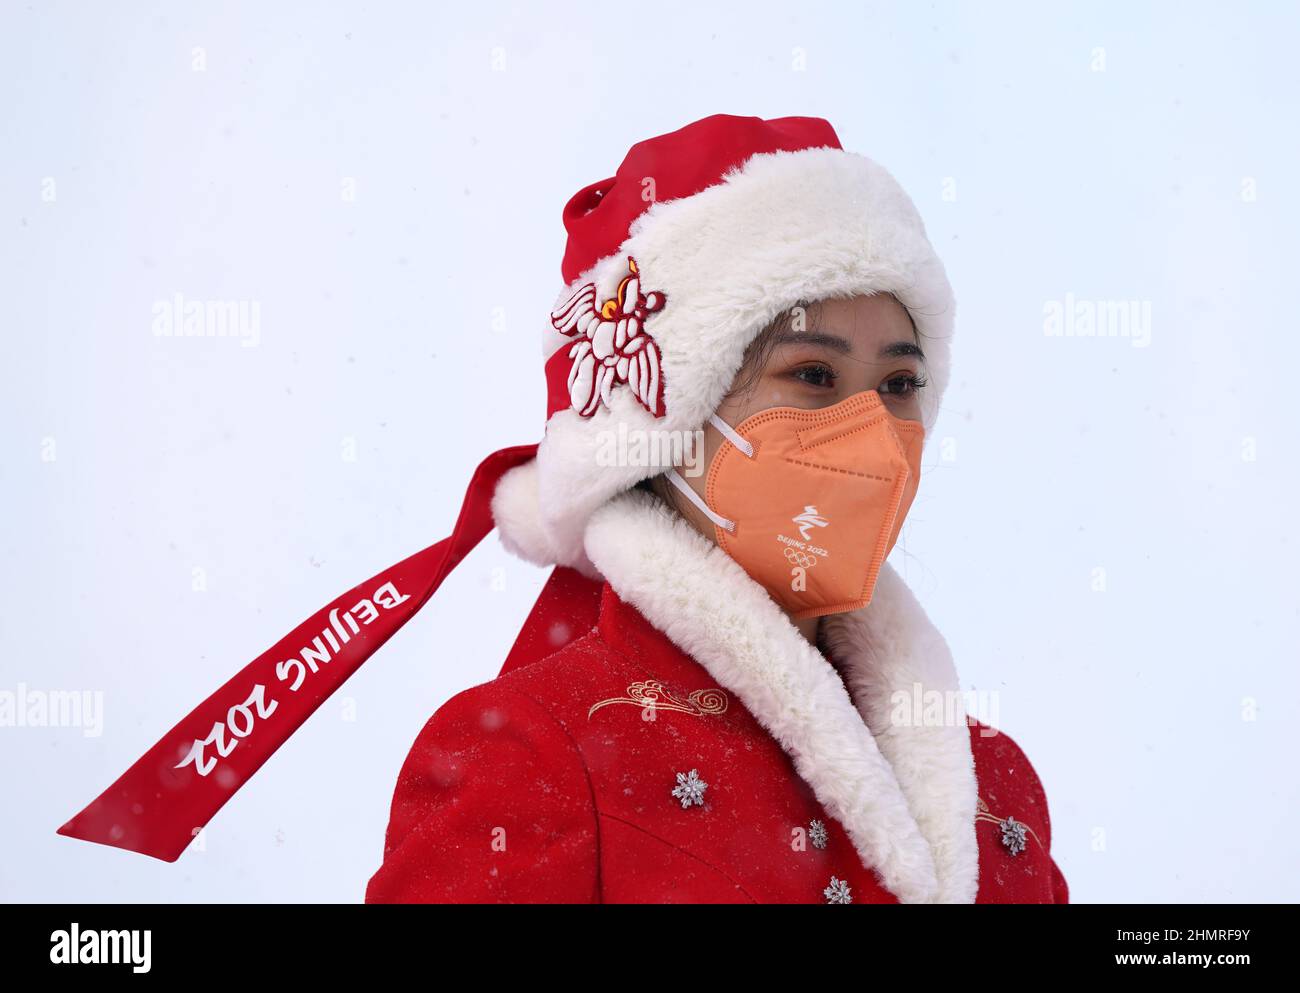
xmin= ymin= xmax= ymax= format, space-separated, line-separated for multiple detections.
xmin=664 ymin=412 xmax=755 ymax=534
xmin=666 ymin=469 xmax=734 ymax=532
xmin=706 ymin=412 xmax=754 ymax=457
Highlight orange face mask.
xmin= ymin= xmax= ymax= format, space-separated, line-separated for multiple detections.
xmin=667 ymin=390 xmax=923 ymax=619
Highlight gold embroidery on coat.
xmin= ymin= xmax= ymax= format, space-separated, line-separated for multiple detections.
xmin=588 ymin=679 xmax=729 ymax=720
xmin=976 ymin=795 xmax=1043 ymax=850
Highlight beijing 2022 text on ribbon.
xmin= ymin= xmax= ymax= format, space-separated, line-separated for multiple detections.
xmin=57 ymin=445 xmax=536 ymax=862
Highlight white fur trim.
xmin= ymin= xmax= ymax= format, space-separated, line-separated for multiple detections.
xmin=490 ymin=459 xmax=601 ymax=580
xmin=583 ymin=488 xmax=978 ymax=904
xmin=497 ymin=145 xmax=954 ymax=572
xmin=820 ymin=569 xmax=980 ymax=903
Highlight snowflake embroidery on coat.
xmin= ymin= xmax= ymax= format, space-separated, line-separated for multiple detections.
xmin=824 ymin=876 xmax=852 ymax=904
xmin=809 ymin=819 xmax=828 ymax=850
xmin=671 ymin=768 xmax=708 ymax=809
xmin=975 ymin=796 xmax=1042 ymax=856
xmin=999 ymin=815 xmax=1028 ymax=856
xmin=550 ymin=255 xmax=667 ymax=418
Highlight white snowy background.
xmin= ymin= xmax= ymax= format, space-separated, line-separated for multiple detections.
xmin=2 ymin=0 xmax=1296 ymax=903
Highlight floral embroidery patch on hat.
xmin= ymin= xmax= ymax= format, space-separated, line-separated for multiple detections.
xmin=551 ymin=255 xmax=668 ymax=418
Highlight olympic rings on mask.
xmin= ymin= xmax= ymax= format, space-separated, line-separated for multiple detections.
xmin=784 ymin=547 xmax=818 ymax=569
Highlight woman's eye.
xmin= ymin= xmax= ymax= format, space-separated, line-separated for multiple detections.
xmin=792 ymin=364 xmax=837 ymax=388
xmin=879 ymin=372 xmax=928 ymax=397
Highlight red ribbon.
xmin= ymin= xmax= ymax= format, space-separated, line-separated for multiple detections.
xmin=57 ymin=444 xmax=538 ymax=863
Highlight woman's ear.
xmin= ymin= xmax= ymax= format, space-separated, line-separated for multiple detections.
xmin=644 ymin=474 xmax=675 ymax=513
xmin=645 ymin=471 xmax=719 ymax=545
xmin=639 ymin=473 xmax=676 ymax=517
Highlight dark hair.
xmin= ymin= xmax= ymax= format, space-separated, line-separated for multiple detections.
xmin=723 ymin=298 xmax=823 ymax=403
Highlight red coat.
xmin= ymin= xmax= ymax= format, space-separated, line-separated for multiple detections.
xmin=366 ymin=493 xmax=1069 ymax=904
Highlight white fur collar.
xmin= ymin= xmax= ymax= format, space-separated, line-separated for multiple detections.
xmin=583 ymin=488 xmax=979 ymax=904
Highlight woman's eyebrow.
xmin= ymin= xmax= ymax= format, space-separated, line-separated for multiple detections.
xmin=880 ymin=340 xmax=926 ymax=361
xmin=772 ymin=331 xmax=853 ymax=354
xmin=773 ymin=331 xmax=926 ymax=363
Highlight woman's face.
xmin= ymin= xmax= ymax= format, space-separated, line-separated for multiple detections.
xmin=661 ymin=291 xmax=927 ymax=540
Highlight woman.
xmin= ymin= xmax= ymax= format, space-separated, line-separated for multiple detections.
xmin=363 ymin=114 xmax=1070 ymax=904
xmin=57 ymin=112 xmax=1066 ymax=903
